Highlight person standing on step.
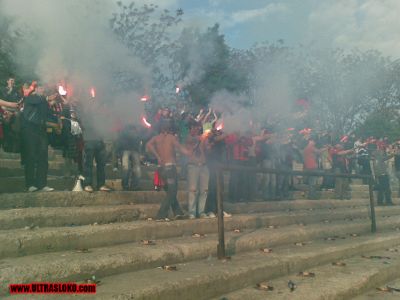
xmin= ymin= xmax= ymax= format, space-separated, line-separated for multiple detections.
xmin=330 ymin=143 xmax=354 ymax=200
xmin=1 ymin=76 xmax=22 ymax=153
xmin=146 ymin=121 xmax=191 ymax=221
xmin=303 ymin=138 xmax=326 ymax=200
xmin=393 ymin=141 xmax=400 ymax=197
xmin=371 ymin=145 xmax=394 ymax=206
xmin=185 ymin=121 xmax=209 ymax=219
xmin=77 ymin=100 xmax=111 ymax=193
xmin=21 ymin=83 xmax=54 ymax=192
xmin=204 ymin=128 xmax=232 ymax=218
xmin=116 ymin=123 xmax=142 ymax=191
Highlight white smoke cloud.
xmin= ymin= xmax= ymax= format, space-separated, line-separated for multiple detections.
xmin=1 ymin=0 xmax=152 ymax=138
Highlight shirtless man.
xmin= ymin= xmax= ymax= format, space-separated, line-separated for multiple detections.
xmin=146 ymin=122 xmax=191 ymax=220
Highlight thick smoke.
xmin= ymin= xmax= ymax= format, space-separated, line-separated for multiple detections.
xmin=209 ymin=49 xmax=296 ymax=134
xmin=1 ymin=0 xmax=150 ymax=138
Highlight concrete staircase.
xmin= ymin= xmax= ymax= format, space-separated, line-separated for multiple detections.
xmin=0 ymin=191 xmax=399 ymax=299
xmin=1 ymin=149 xmax=400 ymax=299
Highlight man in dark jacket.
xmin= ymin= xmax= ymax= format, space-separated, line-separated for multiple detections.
xmin=21 ymin=83 xmax=54 ymax=192
xmin=1 ymin=76 xmax=22 ymax=153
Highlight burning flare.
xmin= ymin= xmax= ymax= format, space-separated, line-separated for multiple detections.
xmin=176 ymin=86 xmax=180 ymax=94
xmin=140 ymin=95 xmax=149 ymax=102
xmin=216 ymin=121 xmax=224 ymax=131
xmin=90 ymin=87 xmax=96 ymax=98
xmin=58 ymin=85 xmax=67 ymax=96
xmin=142 ymin=116 xmax=152 ymax=128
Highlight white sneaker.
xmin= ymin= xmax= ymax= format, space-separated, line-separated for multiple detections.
xmin=208 ymin=212 xmax=216 ymax=218
xmin=199 ymin=213 xmax=209 ymax=219
xmin=28 ymin=186 xmax=38 ymax=192
xmin=223 ymin=211 xmax=232 ymax=218
xmin=41 ymin=186 xmax=55 ymax=192
xmin=84 ymin=186 xmax=94 ymax=193
xmin=188 ymin=214 xmax=196 ymax=219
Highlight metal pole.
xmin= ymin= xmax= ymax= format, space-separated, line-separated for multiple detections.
xmin=216 ymin=170 xmax=226 ymax=259
xmin=369 ymin=177 xmax=377 ymax=233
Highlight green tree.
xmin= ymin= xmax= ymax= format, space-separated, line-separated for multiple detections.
xmin=110 ymin=1 xmax=183 ymax=99
xmin=0 ymin=14 xmax=18 ymax=83
xmin=357 ymin=109 xmax=400 ymax=141
xmin=175 ymin=24 xmax=248 ymax=106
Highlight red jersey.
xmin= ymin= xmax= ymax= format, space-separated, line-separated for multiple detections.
xmin=225 ymin=134 xmax=253 ymax=161
xmin=303 ymin=143 xmax=318 ymax=170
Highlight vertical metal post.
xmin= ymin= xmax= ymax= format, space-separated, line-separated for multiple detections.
xmin=216 ymin=170 xmax=226 ymax=259
xmin=369 ymin=177 xmax=377 ymax=233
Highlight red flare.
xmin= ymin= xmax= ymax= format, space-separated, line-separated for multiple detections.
xmin=23 ymin=81 xmax=37 ymax=97
xmin=140 ymin=95 xmax=149 ymax=102
xmin=216 ymin=122 xmax=224 ymax=131
xmin=58 ymin=85 xmax=67 ymax=96
xmin=142 ymin=116 xmax=152 ymax=128
xmin=90 ymin=87 xmax=96 ymax=98
xmin=176 ymin=86 xmax=180 ymax=94
xmin=299 ymin=128 xmax=312 ymax=135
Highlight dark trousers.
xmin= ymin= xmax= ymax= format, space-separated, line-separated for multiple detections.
xmin=377 ymin=175 xmax=392 ymax=204
xmin=358 ymin=157 xmax=371 ymax=184
xmin=228 ymin=160 xmax=250 ymax=202
xmin=83 ymin=140 xmax=106 ymax=187
xmin=205 ymin=165 xmax=221 ymax=214
xmin=156 ymin=165 xmax=184 ymax=219
xmin=21 ymin=125 xmax=48 ymax=189
xmin=276 ymin=163 xmax=291 ymax=199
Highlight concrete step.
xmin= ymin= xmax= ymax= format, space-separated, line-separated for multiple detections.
xmin=33 ymin=232 xmax=400 ymax=300
xmin=1 ymin=211 xmax=400 ymax=298
xmin=0 ymin=199 xmax=391 ymax=231
xmin=292 ymin=190 xmax=370 ymax=199
xmin=217 ymin=242 xmax=400 ymax=300
xmin=0 ymin=204 xmax=394 ymax=259
xmin=0 ymin=191 xmax=189 ymax=210
xmin=0 ymin=190 xmax=375 ymax=210
xmin=0 ymin=204 xmax=159 ymax=230
xmin=225 ymin=198 xmax=371 ymax=214
xmin=356 ymin=277 xmax=400 ymax=299
xmin=350 ymin=184 xmax=370 ymax=192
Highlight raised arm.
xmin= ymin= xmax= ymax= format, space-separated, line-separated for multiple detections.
xmin=211 ymin=110 xmax=218 ymax=124
xmin=195 ymin=109 xmax=204 ymax=122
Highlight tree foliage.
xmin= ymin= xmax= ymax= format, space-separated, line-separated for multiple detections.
xmin=174 ymin=24 xmax=248 ymax=106
xmin=0 ymin=14 xmax=18 ymax=83
xmin=110 ymin=1 xmax=183 ymax=99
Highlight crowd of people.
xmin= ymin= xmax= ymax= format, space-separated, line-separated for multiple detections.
xmin=1 ymin=77 xmax=399 ymax=221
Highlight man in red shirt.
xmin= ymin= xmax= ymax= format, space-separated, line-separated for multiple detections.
xmin=225 ymin=131 xmax=253 ymax=202
xmin=303 ymin=139 xmax=324 ymax=199
xmin=329 ymin=144 xmax=354 ymax=199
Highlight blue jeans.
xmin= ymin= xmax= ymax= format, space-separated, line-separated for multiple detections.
xmin=121 ymin=150 xmax=141 ymax=190
xmin=187 ymin=164 xmax=209 ymax=216
xmin=156 ymin=165 xmax=183 ymax=219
